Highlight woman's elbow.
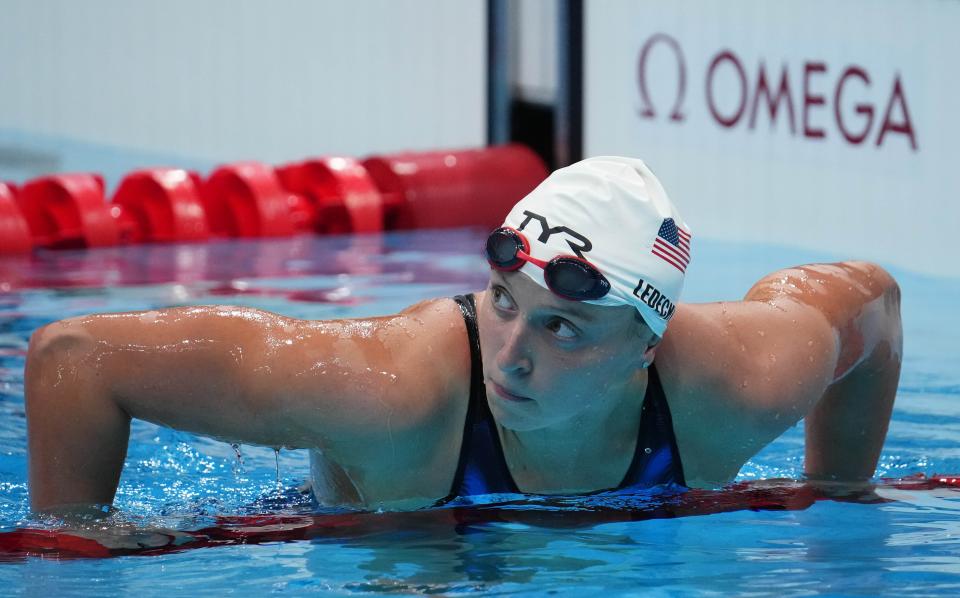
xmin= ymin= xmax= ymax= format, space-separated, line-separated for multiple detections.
xmin=25 ymin=319 xmax=101 ymax=406
xmin=843 ymin=261 xmax=901 ymax=307
xmin=863 ymin=263 xmax=903 ymax=355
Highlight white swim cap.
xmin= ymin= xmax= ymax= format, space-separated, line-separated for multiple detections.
xmin=501 ymin=156 xmax=691 ymax=337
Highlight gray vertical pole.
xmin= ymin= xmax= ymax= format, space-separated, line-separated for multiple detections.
xmin=556 ymin=0 xmax=583 ymax=166
xmin=487 ymin=0 xmax=511 ymax=146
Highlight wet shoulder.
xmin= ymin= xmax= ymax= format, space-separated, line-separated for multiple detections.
xmin=655 ymin=300 xmax=833 ymax=403
xmin=393 ymin=297 xmax=473 ymax=419
xmin=654 ymin=300 xmax=835 ymax=487
xmin=380 ymin=297 xmax=474 ymax=487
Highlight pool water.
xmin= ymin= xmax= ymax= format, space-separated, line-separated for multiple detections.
xmin=0 ymin=229 xmax=958 ymax=596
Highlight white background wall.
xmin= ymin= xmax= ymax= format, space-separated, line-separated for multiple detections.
xmin=0 ymin=0 xmax=486 ymax=168
xmin=5 ymin=0 xmax=957 ymax=279
xmin=585 ymin=0 xmax=959 ymax=278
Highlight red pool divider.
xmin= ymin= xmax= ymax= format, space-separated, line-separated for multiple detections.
xmin=1 ymin=473 xmax=956 ymax=561
xmin=0 ymin=144 xmax=549 ymax=255
xmin=8 ymin=169 xmax=212 ymax=252
xmin=201 ymin=161 xmax=312 ymax=238
xmin=362 ymin=144 xmax=548 ymax=231
xmin=112 ymin=168 xmax=210 ymax=244
xmin=0 ymin=182 xmax=32 ymax=254
xmin=16 ymin=174 xmax=119 ymax=249
xmin=276 ymin=156 xmax=383 ymax=234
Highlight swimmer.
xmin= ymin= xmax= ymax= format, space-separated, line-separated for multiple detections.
xmin=24 ymin=157 xmax=903 ymax=512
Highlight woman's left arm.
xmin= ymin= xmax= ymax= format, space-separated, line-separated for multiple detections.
xmin=745 ymin=261 xmax=903 ymax=481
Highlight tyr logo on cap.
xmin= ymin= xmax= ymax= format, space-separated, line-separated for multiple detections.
xmin=517 ymin=210 xmax=593 ymax=258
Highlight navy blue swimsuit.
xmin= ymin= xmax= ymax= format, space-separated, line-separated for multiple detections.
xmin=440 ymin=294 xmax=685 ymax=504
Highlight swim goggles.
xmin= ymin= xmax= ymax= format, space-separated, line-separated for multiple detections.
xmin=485 ymin=227 xmax=611 ymax=301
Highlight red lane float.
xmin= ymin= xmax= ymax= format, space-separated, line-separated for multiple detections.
xmin=3 ymin=144 xmax=548 ymax=252
xmin=17 ymin=174 xmax=119 ymax=249
xmin=1 ymin=474 xmax=957 ymax=560
xmin=112 ymin=168 xmax=210 ymax=244
xmin=362 ymin=144 xmax=548 ymax=231
xmin=201 ymin=162 xmax=311 ymax=238
xmin=276 ymin=157 xmax=383 ymax=234
xmin=0 ymin=182 xmax=32 ymax=254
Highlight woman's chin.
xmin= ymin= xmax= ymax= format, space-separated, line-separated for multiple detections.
xmin=486 ymin=389 xmax=548 ymax=432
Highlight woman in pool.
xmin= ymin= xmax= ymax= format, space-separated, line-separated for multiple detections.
xmin=24 ymin=157 xmax=903 ymax=512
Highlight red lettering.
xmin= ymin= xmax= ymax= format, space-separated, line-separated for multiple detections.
xmin=803 ymin=62 xmax=827 ymax=139
xmin=748 ymin=62 xmax=795 ymax=134
xmin=706 ymin=51 xmax=747 ymax=128
xmin=637 ymin=33 xmax=687 ymax=122
xmin=834 ymin=66 xmax=873 ymax=145
xmin=876 ymin=74 xmax=918 ymax=151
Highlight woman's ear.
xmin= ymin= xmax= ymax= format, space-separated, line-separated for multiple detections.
xmin=633 ymin=313 xmax=661 ymax=368
xmin=639 ymin=336 xmax=660 ymax=369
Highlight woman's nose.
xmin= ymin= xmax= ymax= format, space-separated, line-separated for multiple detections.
xmin=496 ymin=321 xmax=532 ymax=376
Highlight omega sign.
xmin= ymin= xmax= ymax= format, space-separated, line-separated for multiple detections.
xmin=636 ymin=33 xmax=918 ymax=150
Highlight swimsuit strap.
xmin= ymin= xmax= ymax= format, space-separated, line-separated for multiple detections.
xmin=617 ymin=362 xmax=687 ymax=489
xmin=436 ymin=294 xmax=520 ymax=506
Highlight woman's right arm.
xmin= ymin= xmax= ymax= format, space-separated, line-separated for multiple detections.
xmin=24 ymin=301 xmax=469 ymax=512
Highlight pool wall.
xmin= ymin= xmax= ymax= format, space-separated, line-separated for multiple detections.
xmin=0 ymin=0 xmax=486 ymax=180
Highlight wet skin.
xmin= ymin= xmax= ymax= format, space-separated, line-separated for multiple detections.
xmin=24 ymin=261 xmax=902 ymax=511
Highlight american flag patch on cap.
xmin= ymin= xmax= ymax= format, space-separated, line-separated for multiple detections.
xmin=651 ymin=218 xmax=691 ymax=273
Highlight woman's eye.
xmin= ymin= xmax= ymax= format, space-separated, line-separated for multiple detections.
xmin=546 ymin=318 xmax=578 ymax=339
xmin=491 ymin=286 xmax=515 ymax=310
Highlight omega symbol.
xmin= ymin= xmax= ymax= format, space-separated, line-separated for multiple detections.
xmin=636 ymin=33 xmax=687 ymax=123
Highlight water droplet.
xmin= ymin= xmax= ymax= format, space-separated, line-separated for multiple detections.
xmin=807 ymin=340 xmax=814 ymax=346
xmin=231 ymin=443 xmax=244 ymax=475
xmin=757 ymin=330 xmax=765 ymax=337
xmin=274 ymin=448 xmax=281 ymax=488
xmin=644 ymin=447 xmax=652 ymax=454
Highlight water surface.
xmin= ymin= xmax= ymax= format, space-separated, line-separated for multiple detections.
xmin=0 ymin=230 xmax=957 ymax=596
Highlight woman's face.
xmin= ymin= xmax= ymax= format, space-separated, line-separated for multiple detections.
xmin=476 ymin=269 xmax=658 ymax=432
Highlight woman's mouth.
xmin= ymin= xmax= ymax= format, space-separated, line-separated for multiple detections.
xmin=490 ymin=381 xmax=533 ymax=402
